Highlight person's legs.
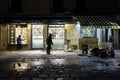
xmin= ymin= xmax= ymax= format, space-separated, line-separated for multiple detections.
xmin=17 ymin=44 xmax=19 ymax=50
xmin=47 ymin=45 xmax=50 ymax=54
xmin=17 ymin=45 xmax=18 ymax=50
xmin=47 ymin=44 xmax=51 ymax=55
xmin=19 ymin=44 xmax=22 ymax=50
xmin=49 ymin=45 xmax=51 ymax=54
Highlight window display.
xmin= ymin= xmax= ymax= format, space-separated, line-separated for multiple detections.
xmin=32 ymin=25 xmax=43 ymax=48
xmin=10 ymin=27 xmax=16 ymax=44
xmin=80 ymin=28 xmax=93 ymax=38
xmin=15 ymin=27 xmax=28 ymax=44
xmin=49 ymin=27 xmax=64 ymax=39
xmin=49 ymin=25 xmax=64 ymax=49
xmin=9 ymin=25 xmax=28 ymax=44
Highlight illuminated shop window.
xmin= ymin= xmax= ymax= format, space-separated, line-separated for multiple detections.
xmin=9 ymin=24 xmax=28 ymax=44
xmin=80 ymin=28 xmax=94 ymax=38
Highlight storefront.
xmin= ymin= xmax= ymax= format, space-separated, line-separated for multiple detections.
xmin=32 ymin=24 xmax=44 ymax=49
xmin=31 ymin=24 xmax=65 ymax=50
xmin=0 ymin=16 xmax=80 ymax=50
xmin=7 ymin=23 xmax=30 ymax=50
xmin=1 ymin=16 xmax=119 ymax=51
xmin=6 ymin=23 xmax=65 ymax=50
xmin=48 ymin=25 xmax=65 ymax=49
xmin=77 ymin=16 xmax=120 ymax=49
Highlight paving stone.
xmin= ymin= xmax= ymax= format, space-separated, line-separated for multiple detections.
xmin=60 ymin=74 xmax=69 ymax=78
xmin=64 ymin=69 xmax=73 ymax=73
xmin=38 ymin=74 xmax=48 ymax=78
xmin=71 ymin=74 xmax=81 ymax=78
xmin=49 ymin=74 xmax=59 ymax=77
xmin=15 ymin=78 xmax=29 ymax=80
xmin=1 ymin=50 xmax=120 ymax=80
xmin=64 ymin=78 xmax=74 ymax=80
xmin=5 ymin=78 xmax=16 ymax=80
xmin=56 ymin=78 xmax=64 ymax=80
xmin=32 ymin=78 xmax=43 ymax=80
xmin=44 ymin=78 xmax=55 ymax=80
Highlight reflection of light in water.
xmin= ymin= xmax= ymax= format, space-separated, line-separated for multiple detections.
xmin=31 ymin=60 xmax=45 ymax=66
xmin=14 ymin=62 xmax=28 ymax=72
xmin=51 ymin=59 xmax=65 ymax=65
xmin=32 ymin=61 xmax=40 ymax=65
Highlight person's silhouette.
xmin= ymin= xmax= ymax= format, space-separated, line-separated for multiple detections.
xmin=46 ymin=34 xmax=53 ymax=55
xmin=17 ymin=35 xmax=22 ymax=50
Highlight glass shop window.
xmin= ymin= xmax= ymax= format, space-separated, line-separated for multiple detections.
xmin=9 ymin=24 xmax=28 ymax=44
xmin=80 ymin=28 xmax=94 ymax=38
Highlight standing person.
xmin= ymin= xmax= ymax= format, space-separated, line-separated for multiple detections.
xmin=107 ymin=46 xmax=115 ymax=58
xmin=46 ymin=34 xmax=53 ymax=55
xmin=17 ymin=35 xmax=22 ymax=50
xmin=109 ymin=35 xmax=113 ymax=48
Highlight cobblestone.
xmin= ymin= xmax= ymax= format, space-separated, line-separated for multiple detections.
xmin=0 ymin=50 xmax=120 ymax=80
xmin=38 ymin=74 xmax=48 ymax=78
xmin=49 ymin=74 xmax=59 ymax=78
xmin=32 ymin=78 xmax=43 ymax=80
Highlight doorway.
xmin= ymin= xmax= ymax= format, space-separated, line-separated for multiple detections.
xmin=32 ymin=24 xmax=43 ymax=49
xmin=48 ymin=25 xmax=65 ymax=49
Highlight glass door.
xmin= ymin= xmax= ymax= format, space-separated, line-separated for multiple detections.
xmin=49 ymin=25 xmax=64 ymax=49
xmin=32 ymin=25 xmax=43 ymax=49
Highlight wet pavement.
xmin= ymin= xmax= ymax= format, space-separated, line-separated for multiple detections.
xmin=0 ymin=50 xmax=120 ymax=80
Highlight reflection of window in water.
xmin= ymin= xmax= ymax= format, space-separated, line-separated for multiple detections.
xmin=14 ymin=62 xmax=28 ymax=72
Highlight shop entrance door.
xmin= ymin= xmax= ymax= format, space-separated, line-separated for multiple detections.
xmin=32 ymin=25 xmax=43 ymax=49
xmin=48 ymin=25 xmax=64 ymax=49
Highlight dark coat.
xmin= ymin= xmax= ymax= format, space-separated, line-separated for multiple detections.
xmin=46 ymin=34 xmax=53 ymax=45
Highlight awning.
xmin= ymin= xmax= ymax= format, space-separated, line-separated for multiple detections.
xmin=77 ymin=16 xmax=119 ymax=27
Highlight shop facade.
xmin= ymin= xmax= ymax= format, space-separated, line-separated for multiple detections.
xmin=0 ymin=16 xmax=81 ymax=51
xmin=77 ymin=16 xmax=120 ymax=50
xmin=0 ymin=16 xmax=120 ymax=51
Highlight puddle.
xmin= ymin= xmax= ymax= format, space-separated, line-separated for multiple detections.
xmin=0 ymin=62 xmax=30 ymax=73
xmin=0 ymin=58 xmax=67 ymax=72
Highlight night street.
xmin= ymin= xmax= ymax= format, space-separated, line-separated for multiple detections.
xmin=0 ymin=0 xmax=120 ymax=80
xmin=0 ymin=50 xmax=120 ymax=80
